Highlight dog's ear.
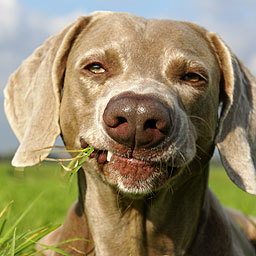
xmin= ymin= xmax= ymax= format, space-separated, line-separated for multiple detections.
xmin=4 ymin=17 xmax=90 ymax=167
xmin=208 ymin=33 xmax=256 ymax=194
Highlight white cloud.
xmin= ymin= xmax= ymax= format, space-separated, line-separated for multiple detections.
xmin=0 ymin=0 xmax=84 ymax=39
xmin=23 ymin=9 xmax=84 ymax=36
xmin=0 ymin=0 xmax=20 ymax=39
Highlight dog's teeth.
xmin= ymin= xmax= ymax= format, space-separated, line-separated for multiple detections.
xmin=107 ymin=151 xmax=113 ymax=162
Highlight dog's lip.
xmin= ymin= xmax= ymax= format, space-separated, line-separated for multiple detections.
xmin=103 ymin=152 xmax=178 ymax=193
xmin=108 ymin=153 xmax=160 ymax=176
xmin=89 ymin=148 xmax=178 ymax=177
xmin=81 ymin=139 xmax=174 ymax=172
xmin=89 ymin=148 xmax=156 ymax=166
xmin=80 ymin=138 xmax=179 ymax=190
xmin=83 ymin=142 xmax=180 ymax=193
xmin=80 ymin=137 xmax=170 ymax=165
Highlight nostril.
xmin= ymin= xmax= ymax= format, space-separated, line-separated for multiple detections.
xmin=144 ymin=119 xmax=157 ymax=130
xmin=107 ymin=116 xmax=128 ymax=128
xmin=117 ymin=117 xmax=127 ymax=127
xmin=144 ymin=119 xmax=171 ymax=135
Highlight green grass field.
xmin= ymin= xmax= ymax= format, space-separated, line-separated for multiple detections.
xmin=0 ymin=162 xmax=77 ymax=233
xmin=209 ymin=164 xmax=256 ymax=215
xmin=1 ymin=160 xmax=256 ymax=254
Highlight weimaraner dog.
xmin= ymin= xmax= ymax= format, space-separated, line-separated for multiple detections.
xmin=4 ymin=11 xmax=256 ymax=255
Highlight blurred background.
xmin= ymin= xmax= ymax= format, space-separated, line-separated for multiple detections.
xmin=0 ymin=0 xmax=256 ymax=157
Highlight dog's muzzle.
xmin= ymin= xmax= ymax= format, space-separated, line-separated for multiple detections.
xmin=82 ymin=92 xmax=182 ymax=194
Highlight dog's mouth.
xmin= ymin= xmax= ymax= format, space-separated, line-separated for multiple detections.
xmin=85 ymin=145 xmax=179 ymax=195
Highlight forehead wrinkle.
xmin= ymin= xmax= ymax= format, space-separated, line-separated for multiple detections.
xmin=87 ymin=13 xmax=148 ymax=42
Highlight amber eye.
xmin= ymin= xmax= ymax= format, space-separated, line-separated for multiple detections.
xmin=181 ymin=73 xmax=205 ymax=84
xmin=85 ymin=63 xmax=106 ymax=74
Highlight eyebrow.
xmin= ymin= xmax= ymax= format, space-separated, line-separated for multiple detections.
xmin=163 ymin=49 xmax=208 ymax=72
xmin=76 ymin=48 xmax=107 ymax=67
xmin=166 ymin=48 xmax=207 ymax=65
xmin=76 ymin=42 xmax=124 ymax=67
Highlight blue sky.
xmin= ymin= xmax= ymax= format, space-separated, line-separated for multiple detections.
xmin=0 ymin=0 xmax=256 ymax=154
xmin=19 ymin=0 xmax=205 ymax=19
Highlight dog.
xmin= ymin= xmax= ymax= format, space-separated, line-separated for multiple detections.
xmin=4 ymin=11 xmax=256 ymax=255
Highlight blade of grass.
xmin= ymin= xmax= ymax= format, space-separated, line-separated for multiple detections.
xmin=34 ymin=145 xmax=93 ymax=154
xmin=20 ymin=251 xmax=35 ymax=256
xmin=33 ymin=146 xmax=94 ymax=172
xmin=0 ymin=193 xmax=43 ymax=246
xmin=0 ymin=219 xmax=7 ymax=237
xmin=30 ymin=237 xmax=91 ymax=256
xmin=71 ymin=148 xmax=94 ymax=174
xmin=36 ymin=243 xmax=72 ymax=256
xmin=78 ymin=148 xmax=94 ymax=166
xmin=0 ymin=201 xmax=14 ymax=219
xmin=0 ymin=201 xmax=14 ymax=239
xmin=14 ymin=225 xmax=61 ymax=254
xmin=66 ymin=152 xmax=84 ymax=170
xmin=10 ymin=228 xmax=16 ymax=256
xmin=54 ymin=238 xmax=92 ymax=246
xmin=33 ymin=238 xmax=91 ymax=256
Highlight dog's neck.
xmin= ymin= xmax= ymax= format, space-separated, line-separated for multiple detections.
xmin=83 ymin=162 xmax=209 ymax=256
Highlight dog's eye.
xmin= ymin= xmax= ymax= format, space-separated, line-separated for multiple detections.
xmin=85 ymin=63 xmax=106 ymax=74
xmin=181 ymin=73 xmax=206 ymax=84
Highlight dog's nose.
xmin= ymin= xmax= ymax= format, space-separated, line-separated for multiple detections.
xmin=103 ymin=93 xmax=172 ymax=149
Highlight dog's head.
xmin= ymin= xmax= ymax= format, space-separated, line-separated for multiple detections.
xmin=4 ymin=12 xmax=256 ymax=195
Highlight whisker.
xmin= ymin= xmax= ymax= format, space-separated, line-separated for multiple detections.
xmin=116 ymin=189 xmax=122 ymax=211
xmin=177 ymin=150 xmax=192 ymax=175
xmin=189 ymin=115 xmax=215 ymax=140
xmin=167 ymin=182 xmax=174 ymax=195
xmin=195 ymin=129 xmax=213 ymax=141
xmin=190 ymin=153 xmax=204 ymax=171
xmin=195 ymin=144 xmax=212 ymax=159
xmin=188 ymin=115 xmax=213 ymax=131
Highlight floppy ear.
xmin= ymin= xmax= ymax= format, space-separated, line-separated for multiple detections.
xmin=208 ymin=33 xmax=256 ymax=194
xmin=4 ymin=16 xmax=90 ymax=167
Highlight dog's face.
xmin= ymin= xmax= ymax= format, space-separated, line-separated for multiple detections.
xmin=5 ymin=12 xmax=256 ymax=195
xmin=60 ymin=13 xmax=220 ymax=194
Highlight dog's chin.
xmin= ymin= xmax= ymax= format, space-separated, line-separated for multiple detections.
xmin=89 ymin=149 xmax=179 ymax=196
